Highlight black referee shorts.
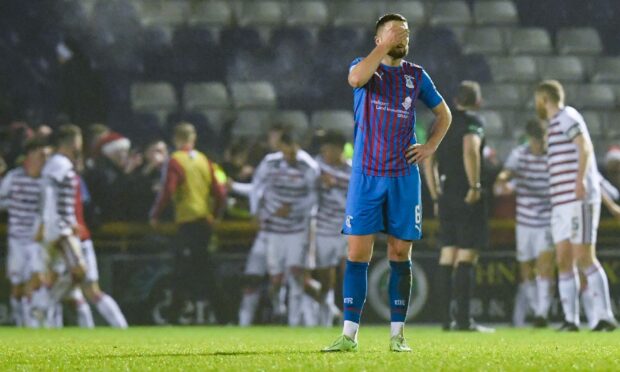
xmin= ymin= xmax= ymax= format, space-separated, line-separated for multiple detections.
xmin=438 ymin=195 xmax=489 ymax=250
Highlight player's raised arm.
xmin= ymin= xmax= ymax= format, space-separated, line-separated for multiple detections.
xmin=348 ymin=23 xmax=409 ymax=88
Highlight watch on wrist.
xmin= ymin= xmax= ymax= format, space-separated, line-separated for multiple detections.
xmin=470 ymin=183 xmax=481 ymax=190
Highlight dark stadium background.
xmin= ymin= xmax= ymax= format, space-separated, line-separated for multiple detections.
xmin=1 ymin=0 xmax=620 ymax=326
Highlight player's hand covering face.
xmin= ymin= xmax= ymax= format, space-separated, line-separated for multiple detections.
xmin=377 ymin=21 xmax=410 ymax=59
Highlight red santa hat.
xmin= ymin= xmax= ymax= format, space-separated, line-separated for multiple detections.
xmin=606 ymin=145 xmax=620 ymax=165
xmin=97 ymin=132 xmax=131 ymax=158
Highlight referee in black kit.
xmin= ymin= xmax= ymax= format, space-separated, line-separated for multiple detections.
xmin=423 ymin=81 xmax=494 ymax=332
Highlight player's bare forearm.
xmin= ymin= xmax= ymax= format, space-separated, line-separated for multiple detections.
xmin=426 ymin=101 xmax=452 ymax=150
xmin=602 ymin=190 xmax=620 ymax=219
xmin=422 ymin=156 xmax=440 ymax=200
xmin=348 ymin=44 xmax=391 ymax=88
xmin=463 ymin=134 xmax=481 ymax=188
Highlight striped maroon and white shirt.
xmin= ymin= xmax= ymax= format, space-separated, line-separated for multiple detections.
xmin=547 ymin=106 xmax=601 ymax=208
xmin=252 ymin=150 xmax=319 ymax=234
xmin=0 ymin=167 xmax=44 ymax=241
xmin=316 ymin=156 xmax=351 ymax=237
xmin=505 ymin=144 xmax=551 ymax=228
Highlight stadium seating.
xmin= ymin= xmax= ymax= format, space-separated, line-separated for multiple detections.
xmin=556 ymin=28 xmax=603 ymax=55
xmin=592 ymin=58 xmax=620 ymax=84
xmin=479 ymin=110 xmax=506 ymax=138
xmin=573 ymin=84 xmax=616 ymax=109
xmin=4 ymin=0 xmax=620 ymax=165
xmin=537 ymin=56 xmax=585 ymax=82
xmin=188 ymin=1 xmax=233 ymax=27
xmin=480 ymin=84 xmax=523 ymax=109
xmin=139 ymin=0 xmax=189 ymax=27
xmin=311 ymin=110 xmax=355 ymax=139
xmin=429 ymin=2 xmax=472 ymax=26
xmin=231 ymin=110 xmax=273 ymax=139
xmin=506 ymin=28 xmax=553 ymax=55
xmin=332 ymin=2 xmax=381 ymax=27
xmin=384 ymin=2 xmax=426 ymax=26
xmin=183 ymin=82 xmax=230 ymax=111
xmin=130 ymin=82 xmax=177 ymax=113
xmin=230 ymin=82 xmax=277 ymax=109
xmin=271 ymin=110 xmax=310 ymax=139
xmin=286 ymin=1 xmax=329 ymax=27
xmin=488 ymin=56 xmax=538 ymax=83
xmin=462 ymin=28 xmax=505 ymax=55
xmin=581 ymin=111 xmax=605 ymax=138
xmin=237 ymin=1 xmax=283 ymax=27
xmin=473 ymin=1 xmax=518 ymax=26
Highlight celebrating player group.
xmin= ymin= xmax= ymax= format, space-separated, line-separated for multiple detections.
xmin=1 ymin=126 xmax=127 ymax=329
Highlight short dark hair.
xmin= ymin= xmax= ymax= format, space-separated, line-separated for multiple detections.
xmin=525 ymin=119 xmax=545 ymax=140
xmin=320 ymin=130 xmax=346 ymax=148
xmin=53 ymin=124 xmax=81 ymax=146
xmin=376 ymin=13 xmax=408 ymax=34
xmin=536 ymin=80 xmax=565 ymax=104
xmin=24 ymin=137 xmax=48 ymax=154
xmin=279 ymin=129 xmax=297 ymax=146
xmin=455 ymin=80 xmax=482 ymax=108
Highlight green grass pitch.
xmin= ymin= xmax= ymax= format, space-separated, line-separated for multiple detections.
xmin=1 ymin=326 xmax=620 ymax=371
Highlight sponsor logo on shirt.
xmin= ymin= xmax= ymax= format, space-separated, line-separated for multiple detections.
xmin=405 ymin=75 xmax=415 ymax=89
xmin=402 ymin=97 xmax=412 ymax=110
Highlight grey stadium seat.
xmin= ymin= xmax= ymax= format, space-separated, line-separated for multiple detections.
xmin=238 ymin=1 xmax=283 ymax=27
xmin=489 ymin=57 xmax=538 ymax=83
xmin=271 ymin=110 xmax=310 ymax=138
xmin=556 ymin=28 xmax=603 ymax=55
xmin=612 ymin=85 xmax=620 ymax=106
xmin=139 ymin=1 xmax=189 ymax=27
xmin=537 ymin=56 xmax=585 ymax=82
xmin=311 ymin=110 xmax=354 ymax=139
xmin=287 ymin=1 xmax=328 ymax=26
xmin=462 ymin=28 xmax=505 ymax=55
xmin=581 ymin=111 xmax=605 ymax=138
xmin=183 ymin=82 xmax=230 ymax=111
xmin=473 ymin=1 xmax=518 ymax=26
xmin=489 ymin=139 xmax=517 ymax=162
xmin=230 ymin=82 xmax=277 ymax=109
xmin=332 ymin=2 xmax=380 ymax=27
xmin=591 ymin=58 xmax=620 ymax=84
xmin=507 ymin=28 xmax=552 ymax=55
xmin=571 ymin=84 xmax=615 ymax=110
xmin=478 ymin=110 xmax=505 ymax=138
xmin=231 ymin=110 xmax=272 ymax=139
xmin=188 ymin=1 xmax=233 ymax=27
xmin=131 ymin=82 xmax=177 ymax=113
xmin=480 ymin=84 xmax=523 ymax=109
xmin=429 ymin=1 xmax=472 ymax=26
xmin=384 ymin=2 xmax=426 ymax=26
xmin=605 ymin=112 xmax=620 ymax=139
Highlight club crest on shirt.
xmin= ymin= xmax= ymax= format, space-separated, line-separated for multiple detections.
xmin=402 ymin=97 xmax=412 ymax=110
xmin=405 ymin=75 xmax=415 ymax=89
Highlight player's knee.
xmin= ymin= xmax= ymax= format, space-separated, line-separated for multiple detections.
xmin=388 ymin=250 xmax=410 ymax=261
